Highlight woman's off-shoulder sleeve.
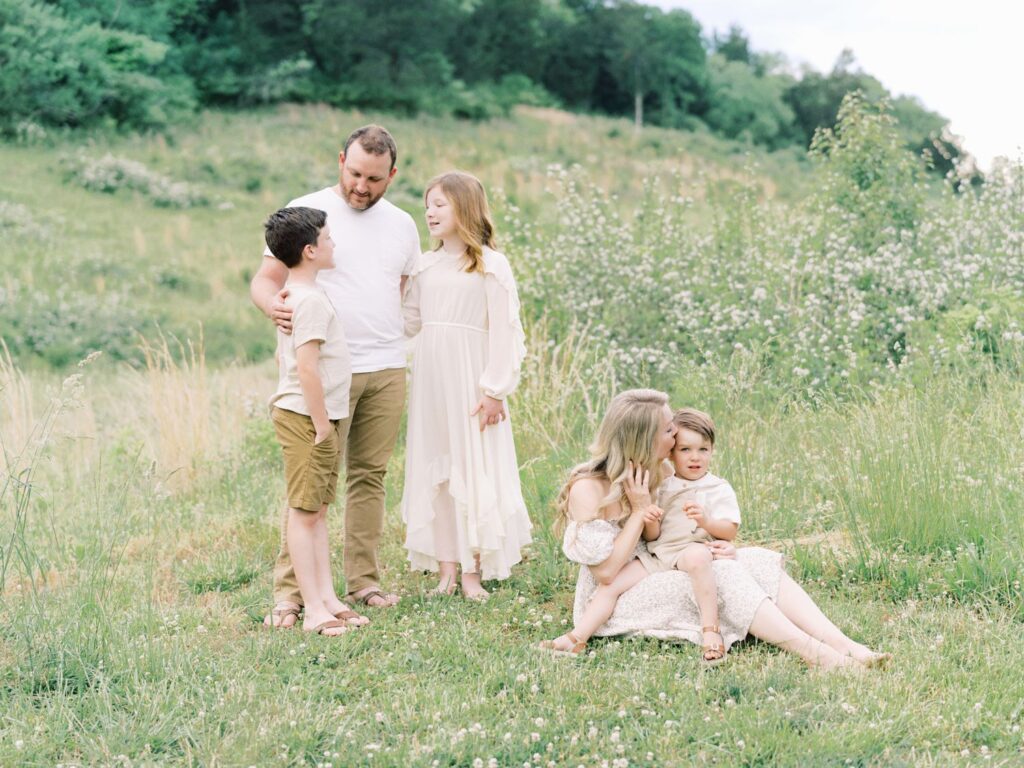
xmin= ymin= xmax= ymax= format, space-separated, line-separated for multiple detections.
xmin=479 ymin=250 xmax=527 ymax=400
xmin=562 ymin=520 xmax=618 ymax=565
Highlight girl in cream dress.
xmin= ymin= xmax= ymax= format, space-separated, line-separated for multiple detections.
xmin=401 ymin=171 xmax=532 ymax=600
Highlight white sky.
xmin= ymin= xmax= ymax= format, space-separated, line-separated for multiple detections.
xmin=652 ymin=0 xmax=1023 ymax=170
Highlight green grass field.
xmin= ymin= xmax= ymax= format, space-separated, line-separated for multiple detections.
xmin=2 ymin=103 xmax=1023 ymax=766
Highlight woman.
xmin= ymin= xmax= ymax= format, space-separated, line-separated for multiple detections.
xmin=540 ymin=389 xmax=889 ymax=669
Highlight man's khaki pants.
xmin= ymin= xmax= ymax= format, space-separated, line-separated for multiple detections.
xmin=272 ymin=367 xmax=405 ymax=605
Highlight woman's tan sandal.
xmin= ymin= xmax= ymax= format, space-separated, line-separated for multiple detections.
xmin=701 ymin=625 xmax=727 ymax=667
xmin=536 ymin=632 xmax=587 ymax=657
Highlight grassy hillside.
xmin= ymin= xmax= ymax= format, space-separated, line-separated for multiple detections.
xmin=0 ymin=104 xmax=805 ymax=370
xmin=2 ymin=103 xmax=1024 ymax=766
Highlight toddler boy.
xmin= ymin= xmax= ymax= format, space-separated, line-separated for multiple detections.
xmin=643 ymin=408 xmax=740 ymax=664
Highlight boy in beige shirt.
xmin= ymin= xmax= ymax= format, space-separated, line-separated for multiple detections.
xmin=265 ymin=206 xmax=365 ymax=636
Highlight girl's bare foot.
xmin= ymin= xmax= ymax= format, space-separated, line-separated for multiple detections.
xmin=428 ymin=574 xmax=458 ymax=597
xmin=460 ymin=572 xmax=489 ymax=602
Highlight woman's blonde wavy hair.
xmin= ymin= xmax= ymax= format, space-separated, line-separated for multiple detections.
xmin=424 ymin=170 xmax=497 ymax=274
xmin=554 ymin=389 xmax=671 ymax=535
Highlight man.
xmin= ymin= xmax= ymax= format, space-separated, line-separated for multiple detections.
xmin=252 ymin=125 xmax=419 ymax=625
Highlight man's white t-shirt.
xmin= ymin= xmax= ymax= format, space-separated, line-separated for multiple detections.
xmin=265 ymin=187 xmax=420 ymax=373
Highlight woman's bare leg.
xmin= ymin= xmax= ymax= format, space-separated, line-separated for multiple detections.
xmin=545 ymin=560 xmax=649 ymax=651
xmin=775 ymin=572 xmax=887 ymax=664
xmin=746 ymin=598 xmax=860 ymax=670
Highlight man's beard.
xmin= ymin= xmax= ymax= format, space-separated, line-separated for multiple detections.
xmin=341 ymin=184 xmax=384 ymax=210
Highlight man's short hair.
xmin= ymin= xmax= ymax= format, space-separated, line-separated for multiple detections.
xmin=672 ymin=407 xmax=716 ymax=445
xmin=264 ymin=206 xmax=326 ymax=268
xmin=343 ymin=124 xmax=398 ymax=170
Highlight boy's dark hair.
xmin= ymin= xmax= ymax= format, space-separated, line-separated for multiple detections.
xmin=672 ymin=407 xmax=716 ymax=446
xmin=343 ymin=124 xmax=398 ymax=170
xmin=264 ymin=206 xmax=327 ymax=268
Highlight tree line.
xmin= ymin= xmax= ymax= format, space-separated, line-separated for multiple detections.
xmin=0 ymin=0 xmax=970 ymax=175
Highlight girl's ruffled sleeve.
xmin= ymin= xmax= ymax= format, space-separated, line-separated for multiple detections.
xmin=402 ymin=254 xmax=426 ymax=338
xmin=479 ymin=250 xmax=527 ymax=400
xmin=562 ymin=519 xmax=618 ymax=565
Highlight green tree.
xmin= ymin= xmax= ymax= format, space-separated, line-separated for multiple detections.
xmin=702 ymin=53 xmax=796 ymax=148
xmin=603 ymin=2 xmax=706 ymax=129
xmin=301 ymin=0 xmax=461 ymax=114
xmin=785 ymin=49 xmax=886 ymax=147
xmin=0 ymin=0 xmax=194 ymax=131
xmin=452 ymin=0 xmax=551 ymax=84
xmin=712 ymin=24 xmax=752 ymax=66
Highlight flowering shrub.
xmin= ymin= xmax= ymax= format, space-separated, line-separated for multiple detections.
xmin=63 ymin=152 xmax=208 ymax=208
xmin=0 ymin=281 xmax=147 ymax=367
xmin=505 ymin=96 xmax=1024 ymax=393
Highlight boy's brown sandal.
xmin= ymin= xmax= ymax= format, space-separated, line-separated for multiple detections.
xmin=701 ymin=624 xmax=727 ymax=667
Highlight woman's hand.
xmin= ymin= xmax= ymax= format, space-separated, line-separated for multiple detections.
xmin=470 ymin=395 xmax=506 ymax=431
xmin=623 ymin=461 xmax=653 ymax=513
xmin=704 ymin=540 xmax=737 ymax=560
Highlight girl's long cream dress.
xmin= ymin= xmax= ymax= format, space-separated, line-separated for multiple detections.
xmin=401 ymin=246 xmax=532 ymax=580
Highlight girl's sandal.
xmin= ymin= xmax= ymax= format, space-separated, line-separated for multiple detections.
xmin=536 ymin=631 xmax=587 ymax=658
xmin=701 ymin=625 xmax=727 ymax=667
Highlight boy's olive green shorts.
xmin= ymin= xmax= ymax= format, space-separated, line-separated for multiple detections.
xmin=271 ymin=406 xmax=344 ymax=512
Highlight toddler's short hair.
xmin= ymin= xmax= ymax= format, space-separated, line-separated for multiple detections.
xmin=264 ymin=206 xmax=327 ymax=268
xmin=672 ymin=407 xmax=716 ymax=446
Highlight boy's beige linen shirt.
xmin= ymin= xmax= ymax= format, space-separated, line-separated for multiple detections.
xmin=647 ymin=473 xmax=742 ymax=565
xmin=269 ymin=282 xmax=352 ymax=420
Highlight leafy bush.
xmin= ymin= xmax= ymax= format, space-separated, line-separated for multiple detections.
xmin=0 ymin=282 xmax=149 ymax=367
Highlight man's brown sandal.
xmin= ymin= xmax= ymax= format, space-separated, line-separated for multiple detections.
xmin=263 ymin=602 xmax=302 ymax=628
xmin=701 ymin=624 xmax=727 ymax=667
xmin=536 ymin=631 xmax=587 ymax=657
xmin=334 ymin=608 xmax=369 ymax=627
xmin=345 ymin=589 xmax=392 ymax=607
